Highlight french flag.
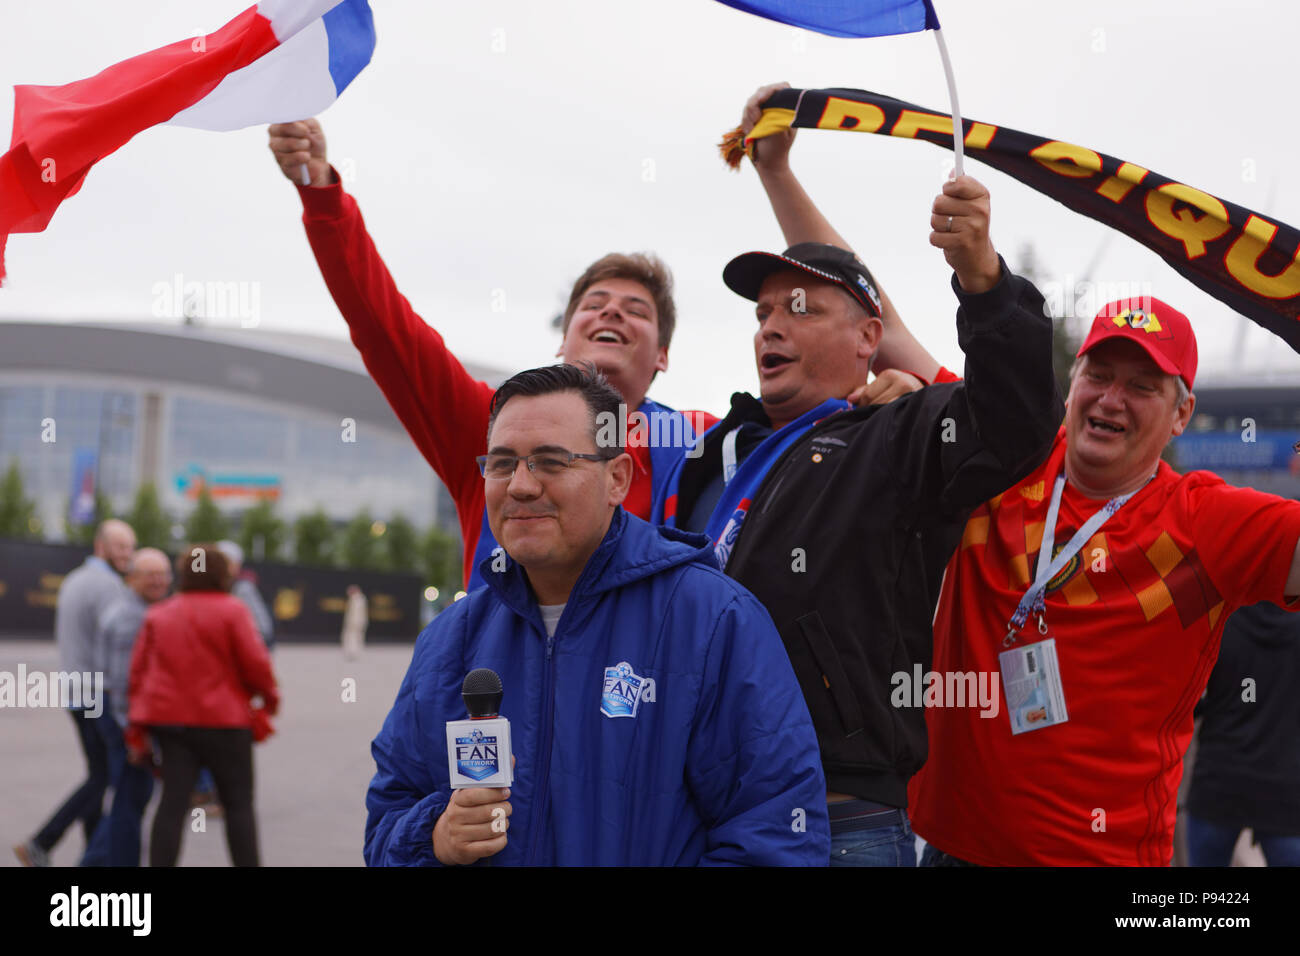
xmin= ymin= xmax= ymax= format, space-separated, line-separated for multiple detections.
xmin=714 ymin=0 xmax=939 ymax=37
xmin=0 ymin=0 xmax=375 ymax=283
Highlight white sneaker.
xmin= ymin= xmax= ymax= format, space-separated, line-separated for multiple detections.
xmin=14 ymin=840 xmax=50 ymax=867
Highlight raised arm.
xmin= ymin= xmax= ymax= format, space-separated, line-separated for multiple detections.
xmin=884 ymin=177 xmax=1063 ymax=515
xmin=743 ymin=83 xmax=852 ymax=250
xmin=741 ymin=83 xmax=943 ymax=383
xmin=267 ymin=121 xmax=492 ymax=550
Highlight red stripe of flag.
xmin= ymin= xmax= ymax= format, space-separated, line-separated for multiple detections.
xmin=0 ymin=5 xmax=279 ymax=281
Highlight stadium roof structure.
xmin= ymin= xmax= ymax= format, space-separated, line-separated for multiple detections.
xmin=0 ymin=319 xmax=508 ymax=429
xmin=1194 ymin=368 xmax=1300 ymax=390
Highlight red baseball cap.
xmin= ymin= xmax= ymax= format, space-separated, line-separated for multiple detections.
xmin=1076 ymin=298 xmax=1198 ymax=392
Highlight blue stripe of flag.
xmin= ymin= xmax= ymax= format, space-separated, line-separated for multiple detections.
xmin=323 ymin=0 xmax=377 ymax=96
xmin=715 ymin=0 xmax=939 ymax=38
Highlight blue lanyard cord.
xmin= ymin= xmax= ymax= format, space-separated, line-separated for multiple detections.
xmin=1004 ymin=470 xmax=1153 ymax=646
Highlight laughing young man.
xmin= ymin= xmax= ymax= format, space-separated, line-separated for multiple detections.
xmin=268 ymin=120 xmax=712 ymax=589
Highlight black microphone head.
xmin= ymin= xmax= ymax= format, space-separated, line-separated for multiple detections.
xmin=463 ymin=667 xmax=503 ymax=718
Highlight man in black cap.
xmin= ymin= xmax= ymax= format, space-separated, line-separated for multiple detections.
xmin=655 ymin=174 xmax=1063 ymax=865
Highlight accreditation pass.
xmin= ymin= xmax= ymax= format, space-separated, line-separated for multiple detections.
xmin=998 ymin=638 xmax=1069 ymax=735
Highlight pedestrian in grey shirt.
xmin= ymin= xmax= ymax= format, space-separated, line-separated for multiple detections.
xmin=57 ymin=522 xmax=134 ymax=677
xmin=82 ymin=547 xmax=172 ymax=867
xmin=15 ymin=519 xmax=134 ymax=867
xmin=98 ymin=549 xmax=171 ymax=725
xmin=98 ymin=591 xmax=148 ymax=725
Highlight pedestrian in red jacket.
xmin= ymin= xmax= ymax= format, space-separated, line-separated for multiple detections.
xmin=128 ymin=544 xmax=279 ymax=867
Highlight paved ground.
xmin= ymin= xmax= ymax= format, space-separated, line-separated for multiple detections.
xmin=4 ymin=638 xmax=1264 ymax=869
xmin=1 ymin=639 xmax=415 ymax=867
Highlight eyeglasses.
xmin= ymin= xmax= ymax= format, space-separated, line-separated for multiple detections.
xmin=476 ymin=450 xmax=613 ymax=480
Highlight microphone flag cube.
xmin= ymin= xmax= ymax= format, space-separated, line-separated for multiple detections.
xmin=445 ymin=717 xmax=513 ymax=790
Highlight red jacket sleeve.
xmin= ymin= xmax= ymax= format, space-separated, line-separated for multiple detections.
xmin=297 ymin=171 xmax=491 ymax=564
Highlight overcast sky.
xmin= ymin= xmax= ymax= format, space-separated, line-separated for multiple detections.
xmin=2 ymin=0 xmax=1298 ymax=415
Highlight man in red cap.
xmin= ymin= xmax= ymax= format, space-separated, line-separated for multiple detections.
xmin=907 ymin=299 xmax=1300 ymax=866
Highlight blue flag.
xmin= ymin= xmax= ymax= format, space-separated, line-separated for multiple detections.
xmin=715 ymin=0 xmax=939 ymax=38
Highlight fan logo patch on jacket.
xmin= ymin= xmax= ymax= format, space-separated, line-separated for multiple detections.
xmin=453 ymin=728 xmax=501 ymax=781
xmin=601 ymin=661 xmax=647 ymax=719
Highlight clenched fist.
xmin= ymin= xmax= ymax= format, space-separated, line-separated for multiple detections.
xmin=267 ymin=119 xmax=331 ymax=188
xmin=741 ymin=81 xmax=795 ymax=170
xmin=928 ymin=175 xmax=1002 ymax=294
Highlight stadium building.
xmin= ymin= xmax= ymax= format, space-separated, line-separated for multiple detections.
xmin=1172 ymin=370 xmax=1300 ymax=500
xmin=0 ymin=319 xmax=507 ymax=543
xmin=1 ymin=318 xmax=1295 ymax=543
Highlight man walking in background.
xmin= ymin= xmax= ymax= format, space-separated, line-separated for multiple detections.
xmin=81 ymin=547 xmax=172 ymax=867
xmin=15 ymin=519 xmax=135 ymax=867
xmin=267 ymin=119 xmax=712 ymax=592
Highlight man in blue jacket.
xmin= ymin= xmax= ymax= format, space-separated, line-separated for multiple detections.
xmin=364 ymin=364 xmax=829 ymax=865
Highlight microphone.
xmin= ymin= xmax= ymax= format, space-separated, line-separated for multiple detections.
xmin=446 ymin=667 xmax=514 ymax=789
xmin=462 ymin=668 xmax=503 ymax=719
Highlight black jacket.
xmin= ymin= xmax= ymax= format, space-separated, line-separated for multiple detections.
xmin=677 ymin=264 xmax=1064 ymax=807
xmin=1187 ymin=601 xmax=1300 ymax=834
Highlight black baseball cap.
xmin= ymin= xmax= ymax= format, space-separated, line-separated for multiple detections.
xmin=722 ymin=242 xmax=883 ymax=317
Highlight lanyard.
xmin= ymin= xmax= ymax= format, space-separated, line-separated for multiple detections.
xmin=1003 ymin=469 xmax=1152 ymax=646
xmin=722 ymin=427 xmax=741 ymax=485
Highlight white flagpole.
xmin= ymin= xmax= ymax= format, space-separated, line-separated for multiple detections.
xmin=933 ymin=27 xmax=965 ymax=177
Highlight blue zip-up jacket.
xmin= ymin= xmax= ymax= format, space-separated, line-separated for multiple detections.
xmin=364 ymin=508 xmax=830 ymax=866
